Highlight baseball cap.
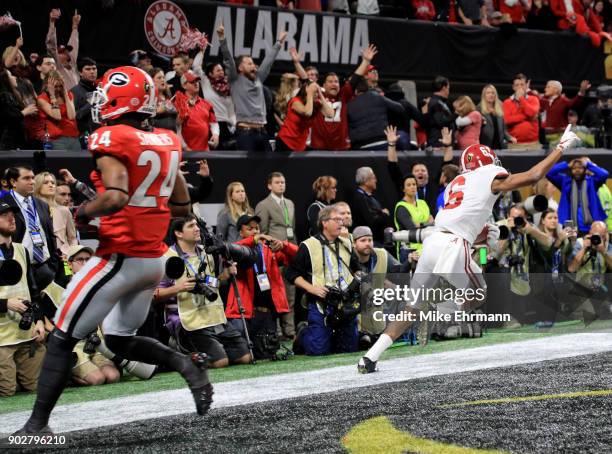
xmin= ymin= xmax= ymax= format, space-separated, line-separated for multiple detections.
xmin=352 ymin=226 xmax=373 ymax=240
xmin=236 ymin=214 xmax=261 ymax=230
xmin=367 ymin=64 xmax=377 ymax=73
xmin=181 ymin=70 xmax=200 ymax=85
xmin=0 ymin=202 xmax=18 ymax=215
xmin=67 ymin=244 xmax=94 ymax=261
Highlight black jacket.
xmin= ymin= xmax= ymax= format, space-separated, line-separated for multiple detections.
xmin=0 ymin=92 xmax=26 ymax=150
xmin=348 ymin=90 xmax=404 ymax=148
xmin=351 ymin=188 xmax=392 ymax=244
xmin=0 ymin=193 xmax=60 ymax=277
xmin=426 ymin=94 xmax=454 ymax=147
xmin=71 ymin=78 xmax=97 ymax=134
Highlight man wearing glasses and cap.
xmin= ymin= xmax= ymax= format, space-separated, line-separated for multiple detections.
xmin=0 ymin=202 xmax=46 ymax=397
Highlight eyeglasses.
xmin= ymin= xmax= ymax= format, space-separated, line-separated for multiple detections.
xmin=327 ymin=217 xmax=344 ymax=224
xmin=70 ymin=257 xmax=90 ymax=264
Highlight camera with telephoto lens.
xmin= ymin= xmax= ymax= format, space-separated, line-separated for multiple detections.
xmin=590 ymin=234 xmax=602 ymax=248
xmin=83 ymin=331 xmax=102 ymax=354
xmin=196 ymin=218 xmax=254 ymax=266
xmin=18 ymin=300 xmax=38 ymax=331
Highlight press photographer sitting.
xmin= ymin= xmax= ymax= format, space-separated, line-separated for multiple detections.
xmin=566 ymin=221 xmax=612 ymax=317
xmin=286 ymin=205 xmax=361 ymax=355
xmin=226 ymin=214 xmax=298 ymax=360
xmin=156 ymin=215 xmax=251 ymax=368
xmin=0 ymin=202 xmax=46 ymax=397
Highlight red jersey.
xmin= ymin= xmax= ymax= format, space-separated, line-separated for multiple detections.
xmin=310 ymin=81 xmax=353 ymax=151
xmin=174 ymin=93 xmax=217 ymax=151
xmin=38 ymin=91 xmax=80 ymax=139
xmin=277 ymin=97 xmax=318 ymax=152
xmin=88 ymin=124 xmax=181 ymax=258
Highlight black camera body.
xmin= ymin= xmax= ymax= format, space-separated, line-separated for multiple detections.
xmin=190 ymin=274 xmax=219 ymax=302
xmin=83 ymin=331 xmax=102 ymax=355
xmin=324 ymin=276 xmax=362 ymax=325
xmin=507 ymin=255 xmax=525 ymax=268
xmin=18 ymin=300 xmax=37 ymax=331
xmin=590 ymin=234 xmax=602 ymax=247
xmin=513 ymin=216 xmax=526 ymax=229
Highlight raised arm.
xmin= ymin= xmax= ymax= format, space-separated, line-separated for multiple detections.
xmin=3 ymin=37 xmax=23 ymax=68
xmin=257 ymin=31 xmax=287 ymax=82
xmin=585 ymin=159 xmax=610 ymax=186
xmin=217 ymin=24 xmax=238 ymax=81
xmin=46 ymin=9 xmax=60 ymax=61
xmin=169 ymin=172 xmax=192 ymax=217
xmin=68 ymin=11 xmax=80 ymax=63
xmin=492 ymin=126 xmax=579 ymax=193
xmin=354 ymin=44 xmax=378 ymax=77
xmin=289 ymin=47 xmax=308 ymax=80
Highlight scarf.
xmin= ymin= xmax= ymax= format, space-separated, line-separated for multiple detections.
xmin=571 ymin=179 xmax=592 ymax=226
xmin=210 ymin=75 xmax=230 ymax=97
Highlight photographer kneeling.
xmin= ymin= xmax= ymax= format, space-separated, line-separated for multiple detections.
xmin=493 ymin=203 xmax=553 ymax=322
xmin=286 ymin=206 xmax=361 ymax=355
xmin=157 ymin=215 xmax=252 ymax=368
xmin=566 ymin=221 xmax=612 ymax=317
xmin=226 ymin=215 xmax=298 ymax=360
xmin=0 ymin=202 xmax=46 ymax=397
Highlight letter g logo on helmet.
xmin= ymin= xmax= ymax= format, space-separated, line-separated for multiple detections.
xmin=108 ymin=72 xmax=130 ymax=87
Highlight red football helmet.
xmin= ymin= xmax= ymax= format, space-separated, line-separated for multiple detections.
xmin=91 ymin=66 xmax=156 ymax=123
xmin=460 ymin=144 xmax=502 ymax=173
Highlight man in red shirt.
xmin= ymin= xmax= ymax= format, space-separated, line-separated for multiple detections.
xmin=174 ymin=71 xmax=219 ymax=151
xmin=502 ymin=73 xmax=541 ymax=148
xmin=18 ymin=67 xmax=213 ymax=435
xmin=290 ymin=44 xmax=379 ymax=151
xmin=539 ymin=79 xmax=590 ymax=134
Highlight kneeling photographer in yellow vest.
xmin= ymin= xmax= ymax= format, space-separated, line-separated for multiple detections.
xmin=352 ymin=226 xmax=409 ymax=349
xmin=0 ymin=202 xmax=46 ymax=397
xmin=286 ymin=205 xmax=362 ymax=355
xmin=156 ymin=215 xmax=252 ymax=368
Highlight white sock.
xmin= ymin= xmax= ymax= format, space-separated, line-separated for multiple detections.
xmin=364 ymin=334 xmax=393 ymax=362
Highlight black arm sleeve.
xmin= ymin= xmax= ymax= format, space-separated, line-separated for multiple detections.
xmin=39 ymin=293 xmax=57 ymax=321
xmin=348 ymin=73 xmax=364 ymax=91
xmin=306 ymin=204 xmax=322 ymax=236
xmin=403 ymin=100 xmax=428 ymax=129
xmin=25 ymin=250 xmax=40 ymax=302
xmin=0 ymin=299 xmax=7 ymax=314
xmin=285 ymin=244 xmax=313 ymax=285
xmin=396 ymin=205 xmax=417 ymax=230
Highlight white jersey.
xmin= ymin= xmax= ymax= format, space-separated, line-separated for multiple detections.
xmin=435 ymin=165 xmax=508 ymax=244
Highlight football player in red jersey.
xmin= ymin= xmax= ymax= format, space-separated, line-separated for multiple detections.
xmin=18 ymin=67 xmax=213 ymax=435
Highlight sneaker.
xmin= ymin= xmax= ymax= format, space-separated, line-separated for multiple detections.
xmin=357 ymin=356 xmax=377 ymax=374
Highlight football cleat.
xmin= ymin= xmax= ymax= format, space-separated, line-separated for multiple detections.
xmin=357 ymin=356 xmax=378 ymax=374
xmin=12 ymin=424 xmax=54 ymax=436
xmin=182 ymin=352 xmax=214 ymax=416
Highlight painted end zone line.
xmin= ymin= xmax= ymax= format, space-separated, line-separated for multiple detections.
xmin=1 ymin=333 xmax=612 ymax=435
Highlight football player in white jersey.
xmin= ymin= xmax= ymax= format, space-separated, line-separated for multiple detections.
xmin=358 ymin=125 xmax=580 ymax=373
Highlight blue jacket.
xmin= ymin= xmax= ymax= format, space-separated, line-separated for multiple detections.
xmin=546 ymin=161 xmax=609 ymax=232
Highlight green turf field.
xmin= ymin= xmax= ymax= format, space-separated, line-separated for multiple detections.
xmin=1 ymin=320 xmax=609 ymax=415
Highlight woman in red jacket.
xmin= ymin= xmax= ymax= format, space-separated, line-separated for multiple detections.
xmin=275 ymin=80 xmax=334 ymax=152
xmin=225 ymin=215 xmax=298 ymax=353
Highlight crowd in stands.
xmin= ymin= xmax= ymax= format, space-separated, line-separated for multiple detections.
xmin=2 ymin=7 xmax=612 ymax=153
xmin=0 ymin=6 xmax=611 ymax=397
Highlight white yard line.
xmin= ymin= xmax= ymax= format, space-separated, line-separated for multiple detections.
xmin=2 ymin=333 xmax=612 ymax=435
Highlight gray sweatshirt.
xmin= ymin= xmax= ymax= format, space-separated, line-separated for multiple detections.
xmin=220 ymin=38 xmax=281 ymax=125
